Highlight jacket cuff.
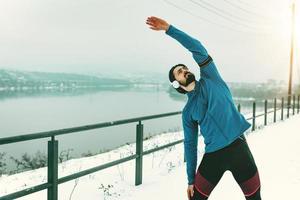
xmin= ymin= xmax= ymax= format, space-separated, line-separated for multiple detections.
xmin=188 ymin=178 xmax=195 ymax=185
xmin=165 ymin=24 xmax=174 ymax=35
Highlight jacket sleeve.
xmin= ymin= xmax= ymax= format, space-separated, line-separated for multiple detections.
xmin=200 ymin=61 xmax=224 ymax=82
xmin=182 ymin=113 xmax=199 ymax=185
xmin=165 ymin=25 xmax=208 ymax=64
xmin=165 ymin=25 xmax=225 ymax=83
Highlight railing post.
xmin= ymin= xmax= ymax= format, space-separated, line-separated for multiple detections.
xmin=48 ymin=136 xmax=58 ymax=200
xmin=293 ymin=95 xmax=295 ymax=115
xmin=264 ymin=99 xmax=267 ymax=126
xmin=281 ymin=97 xmax=284 ymax=120
xmin=252 ymin=101 xmax=256 ymax=131
xmin=135 ymin=121 xmax=143 ymax=186
xmin=274 ymin=98 xmax=277 ymax=123
xmin=237 ymin=104 xmax=241 ymax=113
xmin=297 ymin=95 xmax=300 ymax=113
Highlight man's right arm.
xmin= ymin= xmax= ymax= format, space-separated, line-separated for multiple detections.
xmin=146 ymin=16 xmax=208 ymax=64
xmin=164 ymin=24 xmax=227 ymax=84
xmin=146 ymin=16 xmax=225 ymax=83
xmin=165 ymin=25 xmax=209 ymax=65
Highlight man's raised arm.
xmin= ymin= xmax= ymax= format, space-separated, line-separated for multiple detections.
xmin=146 ymin=16 xmax=209 ymax=65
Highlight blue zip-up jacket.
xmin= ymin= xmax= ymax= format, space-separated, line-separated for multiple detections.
xmin=165 ymin=25 xmax=251 ymax=185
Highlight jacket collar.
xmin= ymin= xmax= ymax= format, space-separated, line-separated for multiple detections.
xmin=187 ymin=80 xmax=199 ymax=98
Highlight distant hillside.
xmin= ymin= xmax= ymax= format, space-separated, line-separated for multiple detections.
xmin=1 ymin=69 xmax=299 ymax=101
xmin=0 ymin=69 xmax=132 ymax=90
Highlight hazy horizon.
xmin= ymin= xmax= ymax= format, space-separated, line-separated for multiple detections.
xmin=1 ymin=0 xmax=300 ymax=83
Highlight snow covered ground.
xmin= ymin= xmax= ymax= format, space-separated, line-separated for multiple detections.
xmin=1 ymin=114 xmax=300 ymax=200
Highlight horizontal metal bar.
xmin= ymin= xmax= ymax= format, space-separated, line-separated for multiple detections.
xmin=0 ymin=183 xmax=51 ymax=200
xmin=246 ymin=112 xmax=263 ymax=120
xmin=0 ymin=111 xmax=182 ymax=145
xmin=267 ymin=110 xmax=274 ymax=114
xmin=245 ymin=106 xmax=283 ymax=121
xmin=256 ymin=112 xmax=266 ymax=118
xmin=143 ymin=139 xmax=184 ymax=155
xmin=58 ymin=154 xmax=138 ymax=184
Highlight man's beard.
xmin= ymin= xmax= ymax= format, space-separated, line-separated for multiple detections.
xmin=183 ymin=73 xmax=195 ymax=87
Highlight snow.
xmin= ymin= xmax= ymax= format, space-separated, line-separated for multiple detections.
xmin=1 ymin=114 xmax=300 ymax=199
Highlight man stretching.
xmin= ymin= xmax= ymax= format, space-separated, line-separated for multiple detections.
xmin=146 ymin=16 xmax=261 ymax=200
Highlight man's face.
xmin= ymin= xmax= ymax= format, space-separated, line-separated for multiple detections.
xmin=173 ymin=65 xmax=195 ymax=87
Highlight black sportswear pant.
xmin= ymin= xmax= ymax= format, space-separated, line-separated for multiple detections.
xmin=191 ymin=135 xmax=261 ymax=200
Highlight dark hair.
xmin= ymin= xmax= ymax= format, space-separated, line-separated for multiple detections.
xmin=168 ymin=64 xmax=187 ymax=94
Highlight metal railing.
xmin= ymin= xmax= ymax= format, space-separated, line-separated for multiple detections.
xmin=0 ymin=94 xmax=299 ymax=200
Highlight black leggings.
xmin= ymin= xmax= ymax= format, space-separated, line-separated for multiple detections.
xmin=191 ymin=135 xmax=261 ymax=200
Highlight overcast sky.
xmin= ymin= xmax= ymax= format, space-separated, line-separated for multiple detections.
xmin=0 ymin=0 xmax=299 ymax=83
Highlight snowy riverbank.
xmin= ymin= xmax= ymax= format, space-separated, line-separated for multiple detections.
xmin=1 ymin=114 xmax=300 ymax=199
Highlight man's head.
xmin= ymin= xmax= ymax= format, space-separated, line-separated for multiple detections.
xmin=168 ymin=64 xmax=196 ymax=94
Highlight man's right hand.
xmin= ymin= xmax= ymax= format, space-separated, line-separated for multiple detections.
xmin=187 ymin=184 xmax=195 ymax=200
xmin=146 ymin=16 xmax=170 ymax=31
